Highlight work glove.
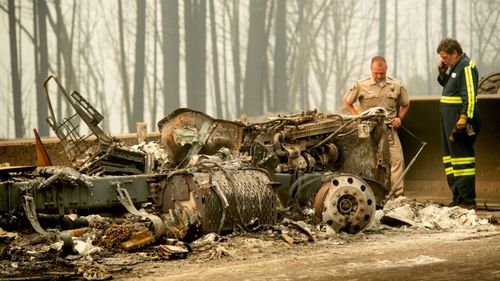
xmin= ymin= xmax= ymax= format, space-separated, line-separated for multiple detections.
xmin=449 ymin=123 xmax=475 ymax=143
xmin=456 ymin=114 xmax=468 ymax=130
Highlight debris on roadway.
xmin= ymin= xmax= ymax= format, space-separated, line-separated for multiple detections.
xmin=1 ymin=76 xmax=499 ymax=280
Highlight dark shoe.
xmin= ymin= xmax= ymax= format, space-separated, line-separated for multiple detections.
xmin=458 ymin=203 xmax=477 ymax=210
xmin=447 ymin=201 xmax=459 ymax=207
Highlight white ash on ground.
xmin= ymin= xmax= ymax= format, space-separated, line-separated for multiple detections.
xmin=367 ymin=197 xmax=493 ymax=231
xmin=1 ymin=201 xmax=498 ymax=280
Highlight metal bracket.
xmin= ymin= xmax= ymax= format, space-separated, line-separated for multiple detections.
xmin=114 ymin=182 xmax=165 ymax=239
xmin=386 ymin=126 xmax=428 ymax=199
xmin=23 ymin=195 xmax=49 ymax=236
xmin=22 ymin=195 xmax=74 ymax=251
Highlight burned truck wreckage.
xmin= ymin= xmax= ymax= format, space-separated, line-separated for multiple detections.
xmin=1 ymin=76 xmax=398 ymax=261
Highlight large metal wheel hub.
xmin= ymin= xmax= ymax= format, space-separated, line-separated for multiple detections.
xmin=314 ymin=174 xmax=376 ymax=234
xmin=338 ymin=194 xmax=357 ymax=214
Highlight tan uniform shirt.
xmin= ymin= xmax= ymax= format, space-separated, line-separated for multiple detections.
xmin=344 ymin=76 xmax=409 ymax=119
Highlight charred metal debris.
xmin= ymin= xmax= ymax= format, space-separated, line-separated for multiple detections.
xmin=0 ymin=76 xmax=397 ymax=278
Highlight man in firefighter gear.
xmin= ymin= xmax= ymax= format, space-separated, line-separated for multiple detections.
xmin=343 ymin=56 xmax=410 ymax=197
xmin=436 ymin=37 xmax=481 ymax=209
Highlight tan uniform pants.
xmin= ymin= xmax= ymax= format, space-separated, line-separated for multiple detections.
xmin=388 ymin=128 xmax=405 ymax=196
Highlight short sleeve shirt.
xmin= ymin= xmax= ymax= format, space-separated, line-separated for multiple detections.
xmin=344 ymin=76 xmax=409 ymax=118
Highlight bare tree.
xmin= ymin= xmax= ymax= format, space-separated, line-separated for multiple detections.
xmin=222 ymin=0 xmax=229 ymax=118
xmin=393 ymin=0 xmax=398 ymax=76
xmin=184 ymin=0 xmax=207 ymax=112
xmin=151 ymin=0 xmax=158 ymax=127
xmin=425 ymin=0 xmax=432 ymax=95
xmin=118 ymin=0 xmax=132 ymax=130
xmin=54 ymin=1 xmax=63 ymax=123
xmin=441 ymin=0 xmax=448 ymax=37
xmin=332 ymin=1 xmax=374 ymax=109
xmin=162 ymin=0 xmax=180 ymax=114
xmin=310 ymin=1 xmax=335 ymax=112
xmin=36 ymin=0 xmax=49 ymax=136
xmin=467 ymin=0 xmax=500 ymax=74
xmin=132 ymin=0 xmax=147 ymax=126
xmin=224 ymin=0 xmax=242 ymax=116
xmin=55 ymin=1 xmax=77 ymax=116
xmin=379 ymin=0 xmax=387 ymax=56
xmin=262 ymin=0 xmax=275 ymax=113
xmin=288 ymin=0 xmax=312 ymax=111
xmin=452 ymin=0 xmax=457 ymax=37
xmin=243 ymin=0 xmax=267 ymax=116
xmin=79 ymin=4 xmax=110 ymax=133
xmin=209 ymin=0 xmax=222 ymax=118
xmin=273 ymin=0 xmax=288 ymax=112
xmin=45 ymin=0 xmax=78 ymax=122
xmin=8 ymin=0 xmax=24 ymax=138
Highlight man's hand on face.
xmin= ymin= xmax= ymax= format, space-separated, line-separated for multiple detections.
xmin=438 ymin=61 xmax=448 ymax=74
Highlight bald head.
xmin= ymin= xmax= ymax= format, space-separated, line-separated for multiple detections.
xmin=371 ymin=56 xmax=387 ymax=83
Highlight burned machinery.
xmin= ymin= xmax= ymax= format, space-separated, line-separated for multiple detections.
xmin=249 ymin=108 xmax=391 ymax=233
xmin=156 ymin=108 xmax=277 ymax=238
xmin=0 ymin=81 xmax=277 ymax=244
xmin=157 ymin=107 xmax=392 ymax=233
xmin=1 ymin=78 xmax=395 ymax=245
xmin=42 ymin=75 xmax=146 ymax=175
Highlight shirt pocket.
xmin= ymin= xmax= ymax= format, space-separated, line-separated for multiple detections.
xmin=360 ymin=91 xmax=380 ymax=109
xmin=387 ymin=91 xmax=399 ymax=100
xmin=362 ymin=91 xmax=378 ymax=100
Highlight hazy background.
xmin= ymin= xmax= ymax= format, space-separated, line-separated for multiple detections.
xmin=1 ymin=0 xmax=499 ymax=140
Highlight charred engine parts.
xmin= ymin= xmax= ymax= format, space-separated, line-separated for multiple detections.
xmin=244 ymin=109 xmax=389 ymax=181
xmin=156 ymin=108 xmax=391 ymax=234
xmin=158 ymin=108 xmax=245 ymax=169
xmin=1 ymin=79 xmax=398 ymax=239
xmin=240 ymin=108 xmax=391 ymax=209
xmin=161 ymin=165 xmax=277 ymax=239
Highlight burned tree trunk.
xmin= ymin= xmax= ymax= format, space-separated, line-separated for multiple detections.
xmin=230 ymin=0 xmax=242 ymax=116
xmin=8 ymin=0 xmax=24 ymax=138
xmin=441 ymin=0 xmax=447 ymax=37
xmin=133 ymin=0 xmax=147 ymax=127
xmin=184 ymin=0 xmax=207 ymax=113
xmin=289 ymin=0 xmax=311 ymax=111
xmin=273 ymin=0 xmax=288 ymax=113
xmin=243 ymin=0 xmax=267 ymax=116
xmin=378 ymin=0 xmax=386 ymax=56
xmin=425 ymin=0 xmax=432 ymax=95
xmin=36 ymin=0 xmax=49 ymax=136
xmin=151 ymin=0 xmax=158 ymax=127
xmin=49 ymin=1 xmax=78 ymax=118
xmin=118 ymin=0 xmax=132 ymax=131
xmin=209 ymin=0 xmax=222 ymax=118
xmin=162 ymin=0 xmax=180 ymax=114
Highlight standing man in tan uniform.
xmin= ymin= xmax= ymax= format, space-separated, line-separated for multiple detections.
xmin=343 ymin=56 xmax=410 ymax=197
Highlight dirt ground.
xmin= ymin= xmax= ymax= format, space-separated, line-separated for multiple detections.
xmin=114 ymin=224 xmax=500 ymax=281
xmin=2 ymin=207 xmax=499 ymax=281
